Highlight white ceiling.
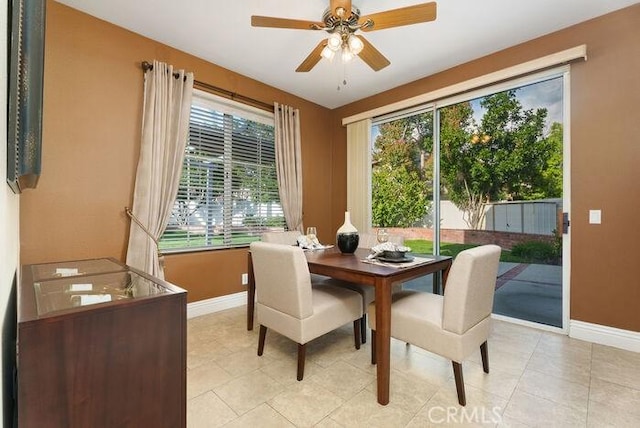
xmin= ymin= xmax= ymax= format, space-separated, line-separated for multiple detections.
xmin=56 ymin=0 xmax=639 ymax=109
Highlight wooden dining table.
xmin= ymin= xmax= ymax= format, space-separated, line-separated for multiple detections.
xmin=246 ymin=247 xmax=452 ymax=405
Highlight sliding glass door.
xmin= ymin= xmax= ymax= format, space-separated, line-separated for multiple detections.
xmin=370 ymin=69 xmax=569 ymax=329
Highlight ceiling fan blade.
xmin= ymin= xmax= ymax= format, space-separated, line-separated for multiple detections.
xmin=329 ymin=0 xmax=352 ymax=19
xmin=357 ymin=36 xmax=391 ymax=71
xmin=359 ymin=2 xmax=437 ymax=32
xmin=296 ymin=41 xmax=327 ymax=72
xmin=251 ymin=15 xmax=324 ymax=30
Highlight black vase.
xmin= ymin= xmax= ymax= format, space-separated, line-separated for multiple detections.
xmin=336 ymin=211 xmax=359 ymax=254
xmin=337 ymin=232 xmax=359 ymax=253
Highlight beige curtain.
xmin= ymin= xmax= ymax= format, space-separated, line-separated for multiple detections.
xmin=126 ymin=60 xmax=194 ymax=278
xmin=346 ymin=119 xmax=372 ymax=232
xmin=274 ymin=102 xmax=304 ymax=232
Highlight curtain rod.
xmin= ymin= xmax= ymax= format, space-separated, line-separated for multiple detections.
xmin=141 ymin=61 xmax=274 ymax=112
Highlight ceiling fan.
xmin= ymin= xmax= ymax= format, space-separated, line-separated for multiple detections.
xmin=251 ymin=1 xmax=437 ymax=72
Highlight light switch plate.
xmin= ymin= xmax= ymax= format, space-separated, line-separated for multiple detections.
xmin=589 ymin=210 xmax=601 ymax=224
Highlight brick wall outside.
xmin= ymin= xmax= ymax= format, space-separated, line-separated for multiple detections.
xmin=380 ymin=227 xmax=557 ymax=250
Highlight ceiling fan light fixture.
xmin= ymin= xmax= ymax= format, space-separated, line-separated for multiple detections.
xmin=321 ymin=46 xmax=336 ymax=60
xmin=341 ymin=48 xmax=354 ymax=63
xmin=347 ymin=34 xmax=363 ymax=55
xmin=327 ymin=32 xmax=342 ymax=51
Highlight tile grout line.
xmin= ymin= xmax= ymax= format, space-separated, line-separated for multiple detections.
xmin=498 ymin=329 xmax=544 ymax=426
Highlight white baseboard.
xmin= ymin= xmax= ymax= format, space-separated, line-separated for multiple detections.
xmin=570 ymin=320 xmax=640 ymax=353
xmin=187 ymin=291 xmax=247 ymax=319
xmin=491 ymin=313 xmax=565 ymax=334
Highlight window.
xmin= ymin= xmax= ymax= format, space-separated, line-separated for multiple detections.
xmin=369 ymin=69 xmax=565 ymax=250
xmin=160 ymin=90 xmax=284 ymax=251
xmin=371 ymin=108 xmax=434 ymax=229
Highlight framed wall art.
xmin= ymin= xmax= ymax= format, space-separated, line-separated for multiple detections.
xmin=7 ymin=0 xmax=46 ymax=193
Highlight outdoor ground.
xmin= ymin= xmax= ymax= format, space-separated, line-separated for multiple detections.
xmin=405 ymin=256 xmax=562 ymax=328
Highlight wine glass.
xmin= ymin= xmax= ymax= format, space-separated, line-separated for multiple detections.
xmin=306 ymin=227 xmax=317 ymax=240
xmin=377 ymin=228 xmax=389 ymax=244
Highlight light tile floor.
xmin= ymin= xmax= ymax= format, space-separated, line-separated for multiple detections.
xmin=187 ymin=306 xmax=640 ymax=427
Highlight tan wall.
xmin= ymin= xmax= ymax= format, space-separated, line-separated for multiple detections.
xmin=20 ymin=1 xmax=336 ymax=302
xmin=332 ymin=5 xmax=640 ymax=332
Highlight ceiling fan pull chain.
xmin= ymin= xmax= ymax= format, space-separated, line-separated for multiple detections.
xmin=343 ymin=62 xmax=348 ymax=87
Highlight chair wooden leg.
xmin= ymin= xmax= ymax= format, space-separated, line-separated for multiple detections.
xmin=353 ymin=319 xmax=361 ymax=350
xmin=480 ymin=341 xmax=489 ymax=373
xmin=257 ymin=325 xmax=267 ymax=356
xmin=361 ymin=314 xmax=367 ymax=344
xmin=297 ymin=343 xmax=306 ymax=381
xmin=452 ymin=361 xmax=466 ymax=406
xmin=371 ymin=330 xmax=377 ymax=365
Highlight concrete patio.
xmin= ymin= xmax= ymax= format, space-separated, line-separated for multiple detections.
xmin=404 ymin=260 xmax=563 ymax=328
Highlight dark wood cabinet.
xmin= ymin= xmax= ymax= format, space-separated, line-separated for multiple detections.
xmin=17 ymin=258 xmax=187 ymax=428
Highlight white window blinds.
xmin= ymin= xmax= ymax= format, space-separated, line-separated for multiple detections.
xmin=160 ymin=91 xmax=284 ymax=251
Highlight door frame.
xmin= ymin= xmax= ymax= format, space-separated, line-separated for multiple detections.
xmin=561 ymin=68 xmax=571 ymax=333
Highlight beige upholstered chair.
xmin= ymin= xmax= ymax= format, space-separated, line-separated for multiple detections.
xmin=261 ymin=230 xmax=329 ymax=283
xmin=368 ymin=244 xmax=501 ymax=405
xmin=261 ymin=230 xmax=380 ymax=345
xmin=250 ymin=241 xmax=363 ymax=381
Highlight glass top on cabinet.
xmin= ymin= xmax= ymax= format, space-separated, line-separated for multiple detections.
xmin=29 ymin=258 xmax=126 ymax=282
xmin=33 ymin=270 xmax=169 ymax=316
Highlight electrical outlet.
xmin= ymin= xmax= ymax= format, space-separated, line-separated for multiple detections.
xmin=241 ymin=273 xmax=248 ymax=285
